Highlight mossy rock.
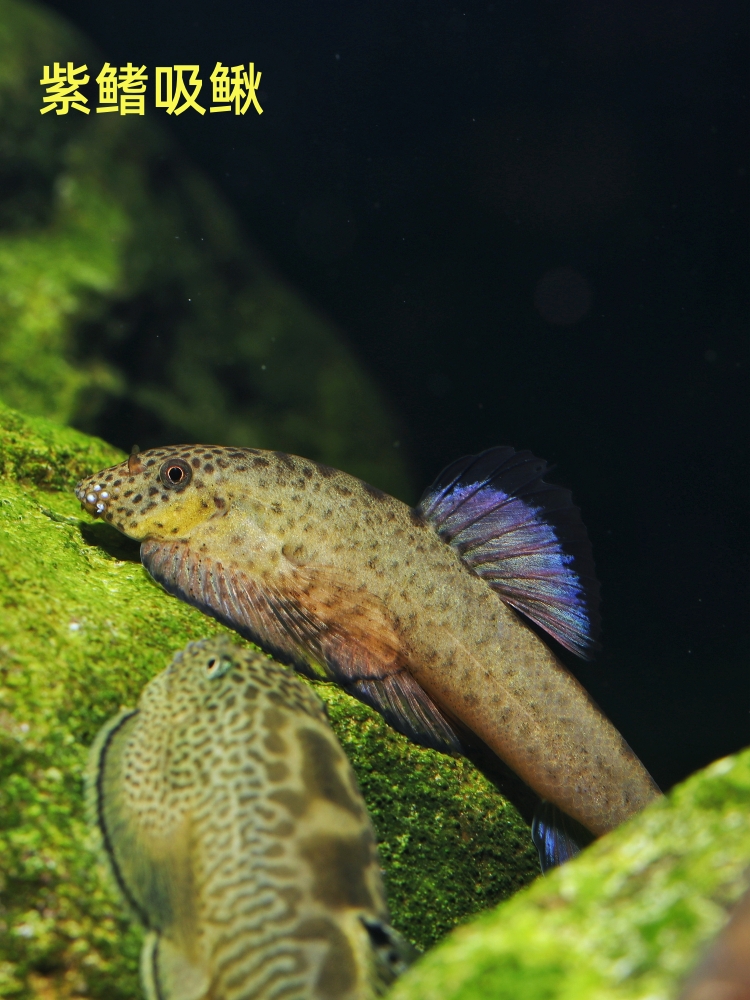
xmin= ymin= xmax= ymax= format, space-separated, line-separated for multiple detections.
xmin=0 ymin=402 xmax=539 ymax=998
xmin=389 ymin=746 xmax=750 ymax=1000
xmin=0 ymin=0 xmax=410 ymax=499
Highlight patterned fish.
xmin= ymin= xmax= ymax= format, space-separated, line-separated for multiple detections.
xmin=77 ymin=444 xmax=661 ymax=867
xmin=87 ymin=637 xmax=413 ymax=1000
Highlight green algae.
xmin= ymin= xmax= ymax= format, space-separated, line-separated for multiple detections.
xmin=388 ymin=747 xmax=750 ymax=1000
xmin=0 ymin=0 xmax=410 ymax=499
xmin=0 ymin=402 xmax=538 ymax=998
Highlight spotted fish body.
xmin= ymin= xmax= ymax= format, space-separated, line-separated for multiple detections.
xmin=78 ymin=444 xmax=660 ymax=841
xmin=87 ymin=637 xmax=412 ymax=1000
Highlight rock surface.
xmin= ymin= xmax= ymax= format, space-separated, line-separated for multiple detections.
xmin=388 ymin=745 xmax=750 ymax=1000
xmin=0 ymin=0 xmax=410 ymax=499
xmin=0 ymin=402 xmax=539 ymax=999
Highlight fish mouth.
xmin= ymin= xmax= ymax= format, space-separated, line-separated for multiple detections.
xmin=75 ymin=480 xmax=111 ymax=518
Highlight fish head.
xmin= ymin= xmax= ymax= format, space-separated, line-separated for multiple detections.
xmin=75 ymin=444 xmax=271 ymax=542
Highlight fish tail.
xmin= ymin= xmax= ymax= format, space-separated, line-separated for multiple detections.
xmin=531 ymin=800 xmax=594 ymax=873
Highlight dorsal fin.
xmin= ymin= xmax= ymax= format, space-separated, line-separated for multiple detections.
xmin=418 ymin=446 xmax=600 ymax=658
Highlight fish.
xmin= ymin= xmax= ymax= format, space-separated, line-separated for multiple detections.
xmin=86 ymin=636 xmax=414 ymax=1000
xmin=77 ymin=443 xmax=661 ymax=868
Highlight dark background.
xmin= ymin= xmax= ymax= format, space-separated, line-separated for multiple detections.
xmin=44 ymin=0 xmax=748 ymax=792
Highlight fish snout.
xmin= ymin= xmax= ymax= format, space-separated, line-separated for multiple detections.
xmin=76 ymin=479 xmax=112 ymax=518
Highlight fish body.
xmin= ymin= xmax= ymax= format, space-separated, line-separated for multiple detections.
xmin=87 ymin=637 xmax=413 ymax=1000
xmin=78 ymin=444 xmax=660 ymax=841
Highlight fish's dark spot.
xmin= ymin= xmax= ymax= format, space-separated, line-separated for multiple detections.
xmin=264 ymin=731 xmax=286 ymax=754
xmin=148 ymin=486 xmax=159 ymax=496
xmin=213 ymin=496 xmax=226 ymax=509
xmin=294 ymin=919 xmax=357 ymax=999
xmin=269 ymin=788 xmax=308 ymax=816
xmin=146 ymin=459 xmax=156 ymax=467
xmin=299 ymin=729 xmax=361 ymax=816
xmin=275 ymin=451 xmax=295 ymax=469
xmin=302 ymin=466 xmax=313 ymax=478
xmin=266 ymin=761 xmax=289 ymax=783
xmin=129 ymin=521 xmax=138 ymax=528
xmin=253 ymin=456 xmax=270 ymax=468
xmin=161 ymin=494 xmax=170 ymax=502
xmin=123 ymin=490 xmax=133 ymax=498
xmin=171 ymin=527 xmax=179 ymax=534
xmin=145 ymin=502 xmax=157 ymax=512
xmin=194 ymin=480 xmax=204 ymax=489
xmin=105 ymin=474 xmax=113 ymax=482
xmin=113 ymin=479 xmax=122 ymax=487
xmin=191 ymin=458 xmax=201 ymax=469
xmin=244 ymin=685 xmax=259 ymax=699
xmin=133 ymin=494 xmax=143 ymax=503
xmin=299 ymin=833 xmax=375 ymax=910
xmin=236 ymin=465 xmax=247 ymax=471
xmin=363 ymin=482 xmax=387 ymax=501
xmin=316 ymin=463 xmax=335 ymax=478
xmin=115 ymin=505 xmax=125 ymax=513
xmin=105 ymin=512 xmax=113 ymax=521
xmin=228 ymin=451 xmax=245 ymax=459
xmin=268 ymin=820 xmax=295 ymax=837
xmin=409 ymin=508 xmax=426 ymax=526
xmin=217 ymin=458 xmax=228 ymax=469
xmin=201 ymin=500 xmax=209 ymax=509
xmin=128 ymin=477 xmax=135 ymax=484
xmin=263 ymin=706 xmax=286 ymax=730
xmin=204 ymin=463 xmax=214 ymax=474
xmin=125 ymin=508 xmax=134 ymax=516
xmin=334 ymin=485 xmax=352 ymax=497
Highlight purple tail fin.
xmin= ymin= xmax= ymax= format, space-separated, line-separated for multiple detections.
xmin=418 ymin=446 xmax=601 ymax=658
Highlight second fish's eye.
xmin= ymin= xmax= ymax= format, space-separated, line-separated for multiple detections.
xmin=159 ymin=458 xmax=192 ymax=490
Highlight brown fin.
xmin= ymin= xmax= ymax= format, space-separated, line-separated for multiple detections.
xmin=140 ymin=540 xmax=463 ymax=752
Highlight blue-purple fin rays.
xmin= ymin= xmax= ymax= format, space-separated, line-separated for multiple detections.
xmin=418 ymin=446 xmax=601 ymax=658
xmin=531 ymin=801 xmax=593 ymax=872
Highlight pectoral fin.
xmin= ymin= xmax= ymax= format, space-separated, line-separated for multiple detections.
xmin=86 ymin=707 xmax=192 ymax=933
xmin=141 ymin=539 xmax=463 ymax=752
xmin=141 ymin=931 xmax=210 ymax=1000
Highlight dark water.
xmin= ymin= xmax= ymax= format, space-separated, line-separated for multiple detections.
xmin=46 ymin=0 xmax=749 ymax=792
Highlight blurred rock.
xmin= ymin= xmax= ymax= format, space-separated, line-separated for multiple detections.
xmin=0 ymin=0 xmax=410 ymax=499
xmin=389 ymin=746 xmax=750 ymax=1000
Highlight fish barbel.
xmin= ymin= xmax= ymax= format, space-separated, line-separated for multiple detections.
xmin=87 ymin=637 xmax=414 ymax=1000
xmin=77 ymin=444 xmax=661 ymax=854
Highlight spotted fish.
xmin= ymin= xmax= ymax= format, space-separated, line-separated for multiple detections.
xmin=77 ymin=444 xmax=661 ymax=866
xmin=87 ymin=637 xmax=413 ymax=1000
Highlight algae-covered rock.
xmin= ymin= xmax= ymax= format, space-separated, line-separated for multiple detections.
xmin=389 ymin=746 xmax=750 ymax=1000
xmin=0 ymin=0 xmax=410 ymax=499
xmin=0 ymin=402 xmax=539 ymax=998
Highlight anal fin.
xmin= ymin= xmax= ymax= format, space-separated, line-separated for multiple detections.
xmin=347 ymin=671 xmax=465 ymax=753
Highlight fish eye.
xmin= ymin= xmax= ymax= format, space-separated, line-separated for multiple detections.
xmin=159 ymin=458 xmax=192 ymax=490
xmin=205 ymin=655 xmax=232 ymax=679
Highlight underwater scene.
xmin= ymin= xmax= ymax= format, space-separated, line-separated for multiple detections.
xmin=0 ymin=0 xmax=747 ymax=997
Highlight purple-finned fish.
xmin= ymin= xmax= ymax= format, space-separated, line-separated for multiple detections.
xmin=76 ymin=444 xmax=661 ymax=867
